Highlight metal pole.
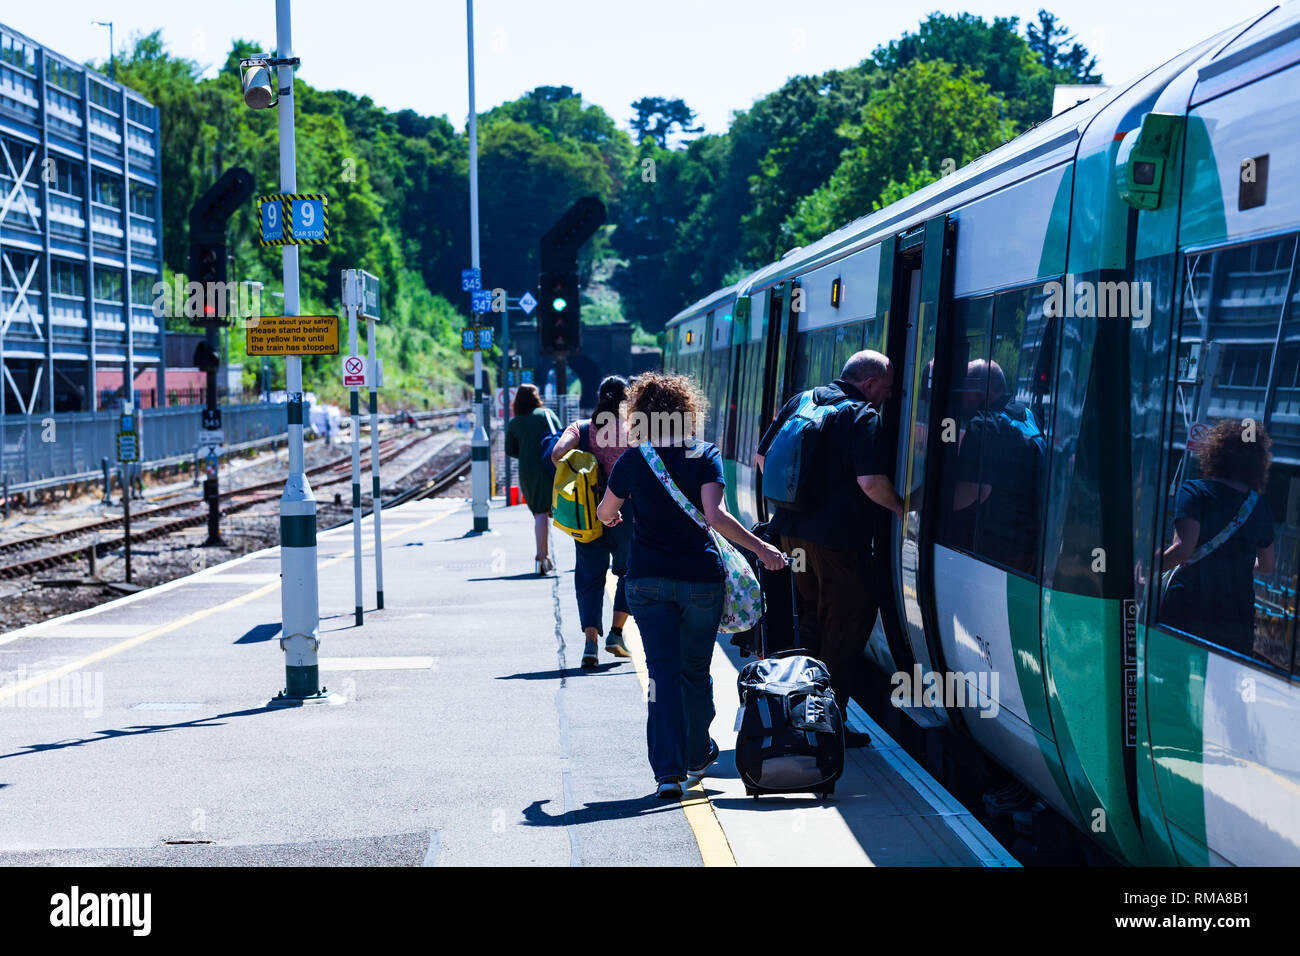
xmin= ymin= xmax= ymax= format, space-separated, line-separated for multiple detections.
xmin=120 ymin=464 xmax=131 ymax=583
xmin=203 ymin=321 xmax=222 ymax=545
xmin=467 ymin=0 xmax=489 ymax=532
xmin=274 ymin=0 xmax=322 ymax=700
xmin=367 ymin=314 xmax=384 ymax=609
xmin=501 ymin=301 xmax=511 ymax=502
xmin=347 ymin=272 xmax=364 ymax=626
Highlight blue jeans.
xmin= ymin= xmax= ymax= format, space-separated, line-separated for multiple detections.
xmin=574 ymin=520 xmax=631 ymax=634
xmin=626 ymin=576 xmax=724 ymax=782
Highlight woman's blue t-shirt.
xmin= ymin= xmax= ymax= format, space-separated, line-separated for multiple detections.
xmin=1161 ymin=477 xmax=1275 ymax=652
xmin=606 ymin=442 xmax=726 ymax=583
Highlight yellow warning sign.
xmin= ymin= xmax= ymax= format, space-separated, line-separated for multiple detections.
xmin=245 ymin=315 xmax=340 ymax=356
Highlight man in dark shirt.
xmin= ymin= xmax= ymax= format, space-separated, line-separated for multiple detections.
xmin=756 ymin=350 xmax=903 ymax=742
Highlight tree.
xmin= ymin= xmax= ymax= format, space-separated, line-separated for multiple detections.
xmin=629 ymin=97 xmax=703 ymax=148
xmin=785 ymin=60 xmax=1004 ymax=244
xmin=1027 ymin=10 xmax=1100 ymax=82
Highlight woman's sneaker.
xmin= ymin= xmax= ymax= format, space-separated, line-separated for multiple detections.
xmin=688 ymin=738 xmax=720 ymax=778
xmin=580 ymin=639 xmax=599 ymax=669
xmin=605 ymin=632 xmax=631 ymax=658
xmin=656 ymin=778 xmax=683 ymax=799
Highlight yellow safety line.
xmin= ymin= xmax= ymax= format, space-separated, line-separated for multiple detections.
xmin=605 ymin=573 xmax=737 ymax=867
xmin=0 ymin=504 xmax=461 ymax=704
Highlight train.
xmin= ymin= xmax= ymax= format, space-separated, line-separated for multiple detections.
xmin=662 ymin=4 xmax=1300 ymax=865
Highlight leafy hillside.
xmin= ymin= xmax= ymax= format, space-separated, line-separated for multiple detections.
xmin=105 ymin=10 xmax=1098 ymax=404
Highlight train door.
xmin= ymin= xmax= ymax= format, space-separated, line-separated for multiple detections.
xmin=877 ymin=216 xmax=957 ymax=710
xmin=757 ymin=280 xmax=800 ymax=521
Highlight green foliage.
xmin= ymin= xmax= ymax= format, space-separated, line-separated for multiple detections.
xmin=104 ymin=10 xmax=1100 ymax=375
xmin=785 ymin=59 xmax=1005 ymax=244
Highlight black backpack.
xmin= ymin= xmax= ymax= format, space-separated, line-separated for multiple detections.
xmin=735 ymin=650 xmax=845 ymax=799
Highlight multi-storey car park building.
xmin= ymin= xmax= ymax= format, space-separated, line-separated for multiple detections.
xmin=0 ymin=22 xmax=163 ymax=417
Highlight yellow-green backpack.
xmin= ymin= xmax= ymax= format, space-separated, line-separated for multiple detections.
xmin=552 ymin=448 xmax=603 ymax=543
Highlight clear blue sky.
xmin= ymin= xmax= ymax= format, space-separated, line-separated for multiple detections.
xmin=3 ymin=1 xmax=1260 ymax=134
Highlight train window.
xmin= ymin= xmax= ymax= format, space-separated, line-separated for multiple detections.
xmin=1157 ymin=233 xmax=1299 ymax=672
xmin=933 ymin=287 xmax=1053 ymax=576
xmin=735 ymin=339 xmax=763 ymax=466
xmin=833 ymin=322 xmax=867 ymax=382
xmin=706 ymin=343 xmax=729 ymax=446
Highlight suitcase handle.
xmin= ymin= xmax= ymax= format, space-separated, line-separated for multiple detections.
xmin=757 ymin=556 xmax=800 ymax=658
xmin=769 ymin=647 xmax=814 ymax=660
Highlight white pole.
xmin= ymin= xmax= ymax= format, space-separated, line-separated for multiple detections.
xmin=274 ymin=0 xmax=322 ymax=699
xmin=347 ymin=271 xmax=363 ymax=626
xmin=367 ymin=314 xmax=385 ymax=608
xmin=467 ymin=0 xmax=489 ymax=533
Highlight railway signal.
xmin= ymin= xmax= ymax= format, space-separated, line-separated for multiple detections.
xmin=188 ymin=166 xmax=254 ymax=548
xmin=537 ymin=198 xmax=604 ymax=396
xmin=539 ymin=271 xmax=579 ymax=353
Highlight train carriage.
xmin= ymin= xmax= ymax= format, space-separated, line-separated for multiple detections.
xmin=663 ymin=3 xmax=1300 ymax=865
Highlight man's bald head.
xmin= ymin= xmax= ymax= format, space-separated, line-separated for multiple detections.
xmin=965 ymin=359 xmax=1007 ymax=400
xmin=843 ymin=349 xmax=894 ymax=406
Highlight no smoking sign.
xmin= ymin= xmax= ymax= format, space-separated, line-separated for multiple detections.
xmin=343 ymin=354 xmax=367 ymax=387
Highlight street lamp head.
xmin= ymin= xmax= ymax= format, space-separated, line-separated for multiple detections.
xmin=239 ymin=55 xmax=300 ymax=110
xmin=240 ymin=58 xmax=276 ymax=110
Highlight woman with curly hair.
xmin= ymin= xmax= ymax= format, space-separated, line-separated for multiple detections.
xmin=597 ymin=372 xmax=784 ymax=798
xmin=1161 ymin=418 xmax=1276 ymax=656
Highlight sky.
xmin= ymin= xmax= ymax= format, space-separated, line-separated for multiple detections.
xmin=1 ymin=0 xmax=1265 ymax=135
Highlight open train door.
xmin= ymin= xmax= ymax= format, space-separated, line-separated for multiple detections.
xmin=876 ymin=215 xmax=958 ymax=727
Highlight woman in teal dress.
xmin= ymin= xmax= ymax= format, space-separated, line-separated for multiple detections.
xmin=505 ymin=383 xmax=562 ymax=575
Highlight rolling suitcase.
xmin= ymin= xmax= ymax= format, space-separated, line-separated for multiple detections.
xmin=734 ymin=566 xmax=845 ymax=799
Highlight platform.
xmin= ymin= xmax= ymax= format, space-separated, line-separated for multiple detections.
xmin=0 ymin=496 xmax=1014 ymax=866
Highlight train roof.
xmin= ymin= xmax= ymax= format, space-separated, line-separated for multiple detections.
xmin=663 ymin=6 xmax=1286 ymax=326
xmin=664 ymin=283 xmax=740 ymax=330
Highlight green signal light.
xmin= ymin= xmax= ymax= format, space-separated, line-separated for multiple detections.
xmin=552 ymin=297 xmax=568 ymax=312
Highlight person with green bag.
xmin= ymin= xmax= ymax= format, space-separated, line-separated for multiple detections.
xmin=550 ymin=376 xmax=636 ymax=668
xmin=597 ymin=372 xmax=784 ymax=799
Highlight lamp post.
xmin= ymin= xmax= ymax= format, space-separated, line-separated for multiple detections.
xmin=467 ymin=0 xmax=490 ymax=533
xmin=92 ymin=21 xmax=114 ymax=81
xmin=239 ymin=1 xmax=322 ymax=700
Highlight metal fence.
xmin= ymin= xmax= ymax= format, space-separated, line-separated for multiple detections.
xmin=1 ymin=404 xmax=287 ymax=489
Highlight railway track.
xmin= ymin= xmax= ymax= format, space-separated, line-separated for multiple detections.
xmin=0 ymin=424 xmax=460 ymax=581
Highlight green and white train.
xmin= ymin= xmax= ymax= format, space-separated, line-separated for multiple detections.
xmin=663 ymin=5 xmax=1300 ymax=865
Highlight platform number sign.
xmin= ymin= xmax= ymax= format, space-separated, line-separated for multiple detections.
xmin=461 ymin=327 xmax=493 ymax=351
xmin=471 ymin=290 xmax=492 ymax=314
xmin=291 ymin=197 xmax=326 ymax=241
xmin=461 ymin=268 xmax=481 ymax=292
xmin=259 ymin=194 xmax=329 ymax=246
